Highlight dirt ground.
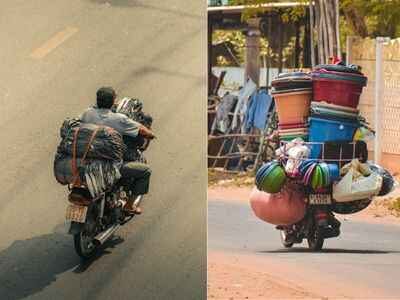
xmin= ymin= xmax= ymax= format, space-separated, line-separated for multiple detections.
xmin=208 ymin=251 xmax=320 ymax=300
xmin=208 ymin=183 xmax=400 ymax=299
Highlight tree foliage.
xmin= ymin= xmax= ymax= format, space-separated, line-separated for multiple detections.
xmin=228 ymin=0 xmax=400 ymax=38
xmin=342 ymin=0 xmax=400 ymax=38
xmin=228 ymin=0 xmax=307 ymax=23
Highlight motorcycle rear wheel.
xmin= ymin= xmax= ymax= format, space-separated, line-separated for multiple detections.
xmin=307 ymin=226 xmax=324 ymax=251
xmin=280 ymin=230 xmax=294 ymax=248
xmin=74 ymin=230 xmax=98 ymax=259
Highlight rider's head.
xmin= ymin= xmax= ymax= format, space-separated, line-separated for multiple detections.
xmin=96 ymin=87 xmax=116 ymax=109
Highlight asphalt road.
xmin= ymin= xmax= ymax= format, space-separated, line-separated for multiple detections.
xmin=209 ymin=198 xmax=400 ymax=298
xmin=0 ymin=1 xmax=206 ymax=299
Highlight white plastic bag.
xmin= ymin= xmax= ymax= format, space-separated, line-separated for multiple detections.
xmin=285 ymin=144 xmax=310 ymax=177
xmin=333 ymin=169 xmax=383 ymax=203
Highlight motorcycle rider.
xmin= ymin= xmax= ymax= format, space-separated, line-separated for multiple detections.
xmin=80 ymin=87 xmax=155 ymax=214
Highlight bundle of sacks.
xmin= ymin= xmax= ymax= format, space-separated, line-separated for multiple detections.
xmin=54 ymin=119 xmax=126 ymax=198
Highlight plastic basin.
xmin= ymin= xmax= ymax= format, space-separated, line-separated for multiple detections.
xmin=309 ymin=117 xmax=359 ymax=158
xmin=273 ymin=90 xmax=312 ymax=124
xmin=312 ymin=77 xmax=364 ymax=108
xmin=258 ymin=165 xmax=286 ymax=194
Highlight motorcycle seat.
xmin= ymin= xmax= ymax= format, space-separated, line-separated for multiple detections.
xmin=68 ymin=187 xmax=93 ymax=206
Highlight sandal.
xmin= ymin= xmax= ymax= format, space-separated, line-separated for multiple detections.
xmin=123 ymin=204 xmax=142 ymax=215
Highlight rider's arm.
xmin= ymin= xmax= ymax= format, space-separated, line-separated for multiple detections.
xmin=138 ymin=125 xmax=155 ymax=139
xmin=120 ymin=116 xmax=155 ymax=139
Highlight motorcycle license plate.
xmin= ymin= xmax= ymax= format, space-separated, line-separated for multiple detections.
xmin=309 ymin=194 xmax=332 ymax=205
xmin=66 ymin=204 xmax=88 ymax=223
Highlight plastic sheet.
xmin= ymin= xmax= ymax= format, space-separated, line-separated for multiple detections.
xmin=249 ymin=186 xmax=306 ymax=225
xmin=333 ymin=168 xmax=382 ymax=202
xmin=57 ymin=122 xmax=125 ymax=162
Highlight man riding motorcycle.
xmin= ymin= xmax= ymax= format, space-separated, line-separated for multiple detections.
xmin=80 ymin=87 xmax=155 ymax=214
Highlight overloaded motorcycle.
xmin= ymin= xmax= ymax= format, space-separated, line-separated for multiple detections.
xmin=276 ymin=162 xmax=394 ymax=251
xmin=257 ymin=140 xmax=394 ymax=252
xmin=62 ymin=97 xmax=153 ymax=259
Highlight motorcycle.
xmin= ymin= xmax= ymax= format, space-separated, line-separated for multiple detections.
xmin=66 ymin=183 xmax=141 ymax=259
xmin=277 ymin=192 xmax=341 ymax=251
xmin=63 ymin=97 xmax=153 ymax=259
xmin=65 ymin=150 xmax=147 ymax=259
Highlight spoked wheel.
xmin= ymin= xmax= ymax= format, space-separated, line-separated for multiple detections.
xmin=307 ymin=226 xmax=324 ymax=251
xmin=280 ymin=230 xmax=294 ymax=248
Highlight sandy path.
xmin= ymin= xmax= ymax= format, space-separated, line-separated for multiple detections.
xmin=208 ymin=251 xmax=320 ymax=300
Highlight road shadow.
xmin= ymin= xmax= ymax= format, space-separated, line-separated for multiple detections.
xmin=260 ymin=248 xmax=400 ymax=254
xmin=89 ymin=0 xmax=202 ymax=19
xmin=0 ymin=230 xmax=124 ymax=300
xmin=73 ymin=235 xmax=124 ymax=273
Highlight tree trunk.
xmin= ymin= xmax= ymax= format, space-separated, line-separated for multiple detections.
xmin=342 ymin=5 xmax=368 ymax=38
xmin=294 ymin=21 xmax=301 ymax=68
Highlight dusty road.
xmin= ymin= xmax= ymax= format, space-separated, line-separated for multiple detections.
xmin=0 ymin=1 xmax=206 ymax=299
xmin=209 ymin=191 xmax=400 ymax=299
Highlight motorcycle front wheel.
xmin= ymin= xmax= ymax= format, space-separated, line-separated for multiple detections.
xmin=307 ymin=226 xmax=324 ymax=251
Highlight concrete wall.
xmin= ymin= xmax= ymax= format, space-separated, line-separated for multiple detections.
xmin=351 ymin=37 xmax=400 ymax=173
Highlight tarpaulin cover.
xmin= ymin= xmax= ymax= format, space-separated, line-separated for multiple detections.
xmin=57 ymin=121 xmax=125 ymax=162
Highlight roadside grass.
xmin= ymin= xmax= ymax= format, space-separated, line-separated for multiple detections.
xmin=208 ymin=169 xmax=255 ymax=187
xmin=387 ymin=197 xmax=400 ymax=216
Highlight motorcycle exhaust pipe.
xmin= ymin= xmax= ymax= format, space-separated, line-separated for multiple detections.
xmin=94 ymin=224 xmax=120 ymax=245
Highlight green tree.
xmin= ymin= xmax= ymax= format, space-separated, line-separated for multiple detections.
xmin=229 ymin=0 xmax=400 ymax=38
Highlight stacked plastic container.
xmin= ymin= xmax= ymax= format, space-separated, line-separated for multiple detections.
xmin=271 ymin=64 xmax=368 ymax=161
xmin=271 ymin=72 xmax=313 ymax=142
xmin=309 ymin=64 xmax=368 ymax=159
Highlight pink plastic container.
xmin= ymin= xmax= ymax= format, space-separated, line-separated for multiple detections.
xmin=249 ymin=187 xmax=306 ymax=225
xmin=273 ymin=90 xmax=312 ymax=124
xmin=313 ymin=78 xmax=364 ymax=108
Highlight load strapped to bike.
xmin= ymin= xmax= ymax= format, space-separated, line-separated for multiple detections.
xmin=53 ymin=96 xmax=153 ymax=259
xmin=249 ymin=61 xmax=396 ymax=251
xmin=54 ymin=97 xmax=152 ymax=197
xmin=54 ymin=120 xmax=125 ymax=197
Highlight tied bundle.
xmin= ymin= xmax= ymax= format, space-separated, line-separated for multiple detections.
xmin=57 ymin=121 xmax=126 ymax=162
xmin=54 ymin=119 xmax=126 ymax=197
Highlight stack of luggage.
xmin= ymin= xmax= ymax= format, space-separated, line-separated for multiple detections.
xmin=54 ymin=97 xmax=153 ymax=198
xmin=54 ymin=120 xmax=125 ymax=198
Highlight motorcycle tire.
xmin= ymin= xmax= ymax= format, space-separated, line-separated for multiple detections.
xmin=280 ymin=230 xmax=294 ymax=248
xmin=74 ymin=230 xmax=98 ymax=259
xmin=307 ymin=226 xmax=324 ymax=251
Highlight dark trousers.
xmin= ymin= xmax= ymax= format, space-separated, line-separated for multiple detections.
xmin=120 ymin=162 xmax=151 ymax=195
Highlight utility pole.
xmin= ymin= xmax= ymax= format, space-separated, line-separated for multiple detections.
xmin=244 ymin=18 xmax=261 ymax=86
xmin=374 ymin=37 xmax=390 ymax=164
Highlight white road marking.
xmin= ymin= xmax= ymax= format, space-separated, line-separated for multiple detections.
xmin=31 ymin=26 xmax=79 ymax=59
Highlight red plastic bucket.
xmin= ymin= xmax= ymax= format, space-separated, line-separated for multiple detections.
xmin=312 ymin=78 xmax=364 ymax=108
